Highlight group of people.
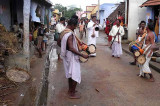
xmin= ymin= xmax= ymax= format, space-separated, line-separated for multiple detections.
xmin=52 ymin=15 xmax=101 ymax=99
xmin=103 ymin=12 xmax=159 ymax=82
xmin=32 ymin=24 xmax=51 ymax=58
xmin=53 ymin=12 xmax=159 ymax=99
xmin=129 ymin=19 xmax=159 ymax=82
xmin=12 ymin=20 xmax=24 ymax=48
xmin=12 ymin=20 xmax=52 ymax=58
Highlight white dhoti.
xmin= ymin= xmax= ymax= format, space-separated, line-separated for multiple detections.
xmin=112 ymin=41 xmax=123 ymax=57
xmin=139 ymin=45 xmax=152 ymax=76
xmin=61 ymin=32 xmax=81 ymax=83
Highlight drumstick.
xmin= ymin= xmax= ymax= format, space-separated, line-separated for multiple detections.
xmin=75 ymin=36 xmax=87 ymax=45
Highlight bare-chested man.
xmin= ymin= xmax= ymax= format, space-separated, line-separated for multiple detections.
xmin=138 ymin=23 xmax=155 ymax=82
xmin=130 ymin=21 xmax=147 ymax=65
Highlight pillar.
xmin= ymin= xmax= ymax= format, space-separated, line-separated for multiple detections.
xmin=23 ymin=0 xmax=31 ymax=71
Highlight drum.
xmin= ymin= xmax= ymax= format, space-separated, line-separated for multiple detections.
xmin=137 ymin=55 xmax=146 ymax=65
xmin=130 ymin=43 xmax=143 ymax=57
xmin=6 ymin=67 xmax=30 ymax=83
xmin=134 ymin=51 xmax=140 ymax=57
xmin=79 ymin=51 xmax=89 ymax=63
xmin=88 ymin=44 xmax=96 ymax=54
xmin=129 ymin=41 xmax=137 ymax=51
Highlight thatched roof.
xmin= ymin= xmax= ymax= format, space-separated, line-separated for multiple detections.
xmin=108 ymin=2 xmax=125 ymax=24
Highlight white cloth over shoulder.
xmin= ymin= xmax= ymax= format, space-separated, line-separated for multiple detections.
xmin=61 ymin=32 xmax=81 ymax=83
xmin=109 ymin=25 xmax=124 ymax=43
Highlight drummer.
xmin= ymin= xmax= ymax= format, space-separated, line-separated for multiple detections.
xmin=60 ymin=16 xmax=89 ymax=99
xmin=129 ymin=28 xmax=147 ymax=65
xmin=138 ymin=23 xmax=155 ymax=82
xmin=130 ymin=21 xmax=147 ymax=65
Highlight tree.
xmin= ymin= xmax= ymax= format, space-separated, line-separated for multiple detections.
xmin=53 ymin=4 xmax=82 ymax=19
xmin=65 ymin=7 xmax=82 ymax=19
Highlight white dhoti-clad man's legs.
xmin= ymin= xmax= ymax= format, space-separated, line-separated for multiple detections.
xmin=112 ymin=42 xmax=123 ymax=57
xmin=139 ymin=45 xmax=152 ymax=76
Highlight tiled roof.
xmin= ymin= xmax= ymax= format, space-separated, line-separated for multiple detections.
xmin=140 ymin=0 xmax=160 ymax=7
xmin=107 ymin=2 xmax=125 ymax=24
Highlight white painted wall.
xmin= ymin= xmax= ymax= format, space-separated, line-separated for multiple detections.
xmin=128 ymin=0 xmax=147 ymax=41
xmin=30 ymin=1 xmax=40 ymax=22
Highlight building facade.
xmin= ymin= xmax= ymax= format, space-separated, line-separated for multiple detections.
xmin=125 ymin=0 xmax=147 ymax=41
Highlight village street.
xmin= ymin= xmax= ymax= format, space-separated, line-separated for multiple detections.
xmin=43 ymin=31 xmax=160 ymax=106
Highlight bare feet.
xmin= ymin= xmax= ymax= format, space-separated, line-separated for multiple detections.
xmin=148 ymin=78 xmax=155 ymax=82
xmin=68 ymin=92 xmax=81 ymax=99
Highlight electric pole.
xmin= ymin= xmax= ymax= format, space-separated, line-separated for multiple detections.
xmin=98 ymin=0 xmax=100 ymax=20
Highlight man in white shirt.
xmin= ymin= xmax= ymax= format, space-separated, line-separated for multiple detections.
xmin=109 ymin=19 xmax=125 ymax=58
xmin=87 ymin=16 xmax=99 ymax=57
xmin=56 ymin=17 xmax=66 ymax=60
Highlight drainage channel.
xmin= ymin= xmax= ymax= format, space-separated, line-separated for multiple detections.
xmin=37 ymin=68 xmax=49 ymax=106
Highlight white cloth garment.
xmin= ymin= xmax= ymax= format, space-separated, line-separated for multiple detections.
xmin=51 ymin=17 xmax=56 ymax=25
xmin=109 ymin=25 xmax=124 ymax=57
xmin=87 ymin=20 xmax=99 ymax=56
xmin=109 ymin=25 xmax=124 ymax=43
xmin=61 ymin=32 xmax=81 ymax=83
xmin=138 ymin=37 xmax=142 ymax=42
xmin=139 ymin=45 xmax=152 ymax=76
xmin=139 ymin=33 xmax=155 ymax=76
xmin=95 ymin=25 xmax=100 ymax=38
xmin=112 ymin=41 xmax=123 ymax=57
xmin=56 ymin=23 xmax=66 ymax=33
xmin=56 ymin=23 xmax=66 ymax=55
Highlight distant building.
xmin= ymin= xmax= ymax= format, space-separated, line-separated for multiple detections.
xmin=125 ymin=0 xmax=147 ymax=41
xmin=99 ymin=3 xmax=117 ymax=25
xmin=140 ymin=0 xmax=160 ymax=36
xmin=0 ymin=0 xmax=52 ymax=31
xmin=86 ymin=6 xmax=96 ymax=19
